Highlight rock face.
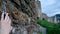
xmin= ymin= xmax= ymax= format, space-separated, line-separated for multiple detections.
xmin=1 ymin=0 xmax=40 ymax=34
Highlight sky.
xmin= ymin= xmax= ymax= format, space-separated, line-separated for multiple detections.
xmin=39 ymin=0 xmax=60 ymax=17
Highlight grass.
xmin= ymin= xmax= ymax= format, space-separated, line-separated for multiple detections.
xmin=36 ymin=19 xmax=59 ymax=29
xmin=36 ymin=19 xmax=60 ymax=34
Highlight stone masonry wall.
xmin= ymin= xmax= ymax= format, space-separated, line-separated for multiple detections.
xmin=1 ymin=0 xmax=40 ymax=34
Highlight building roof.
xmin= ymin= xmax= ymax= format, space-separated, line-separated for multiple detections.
xmin=55 ymin=14 xmax=60 ymax=16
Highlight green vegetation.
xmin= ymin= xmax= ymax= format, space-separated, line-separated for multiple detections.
xmin=36 ymin=19 xmax=59 ymax=29
xmin=39 ymin=32 xmax=42 ymax=34
xmin=36 ymin=19 xmax=60 ymax=34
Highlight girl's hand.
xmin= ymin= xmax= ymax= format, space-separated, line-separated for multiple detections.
xmin=0 ymin=12 xmax=12 ymax=34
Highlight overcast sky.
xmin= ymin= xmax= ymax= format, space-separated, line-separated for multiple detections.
xmin=39 ymin=0 xmax=60 ymax=17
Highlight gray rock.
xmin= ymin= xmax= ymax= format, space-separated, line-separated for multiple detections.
xmin=1 ymin=0 xmax=41 ymax=34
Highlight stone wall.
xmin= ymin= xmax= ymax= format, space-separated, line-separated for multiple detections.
xmin=35 ymin=0 xmax=42 ymax=19
xmin=1 ymin=0 xmax=41 ymax=34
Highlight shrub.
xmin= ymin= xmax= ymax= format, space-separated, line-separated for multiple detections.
xmin=36 ymin=19 xmax=60 ymax=34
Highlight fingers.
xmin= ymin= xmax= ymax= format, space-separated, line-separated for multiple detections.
xmin=1 ymin=12 xmax=9 ymax=20
xmin=5 ymin=13 xmax=8 ymax=20
xmin=1 ymin=12 xmax=11 ymax=21
xmin=5 ymin=13 xmax=11 ymax=23
xmin=1 ymin=12 xmax=4 ymax=21
xmin=1 ymin=12 xmax=11 ymax=24
xmin=7 ymin=16 xmax=11 ymax=24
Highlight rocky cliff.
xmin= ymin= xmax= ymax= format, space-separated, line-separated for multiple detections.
xmin=0 ymin=0 xmax=40 ymax=34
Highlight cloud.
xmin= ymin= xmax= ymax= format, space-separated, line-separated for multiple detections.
xmin=47 ymin=8 xmax=60 ymax=17
xmin=52 ymin=9 xmax=60 ymax=15
xmin=39 ymin=0 xmax=60 ymax=17
xmin=40 ymin=0 xmax=55 ymax=7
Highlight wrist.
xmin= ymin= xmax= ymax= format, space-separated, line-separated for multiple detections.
xmin=1 ymin=28 xmax=9 ymax=34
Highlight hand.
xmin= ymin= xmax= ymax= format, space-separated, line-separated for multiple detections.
xmin=0 ymin=12 xmax=12 ymax=34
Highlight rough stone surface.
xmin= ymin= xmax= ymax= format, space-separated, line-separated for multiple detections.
xmin=1 ymin=0 xmax=40 ymax=34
